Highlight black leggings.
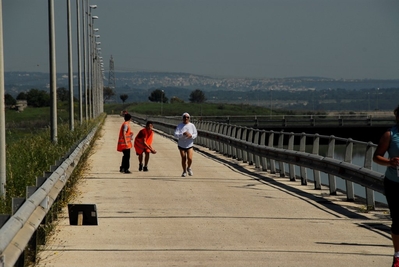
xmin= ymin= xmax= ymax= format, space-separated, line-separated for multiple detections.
xmin=121 ymin=149 xmax=131 ymax=171
xmin=385 ymin=177 xmax=399 ymax=235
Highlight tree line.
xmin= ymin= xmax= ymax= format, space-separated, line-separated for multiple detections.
xmin=4 ymin=87 xmax=77 ymax=108
xmin=4 ymin=87 xmax=207 ymax=108
xmin=116 ymin=88 xmax=206 ymax=104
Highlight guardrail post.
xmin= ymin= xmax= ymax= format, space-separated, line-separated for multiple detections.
xmin=260 ymin=131 xmax=267 ymax=171
xmin=196 ymin=121 xmax=203 ymax=146
xmin=247 ymin=129 xmax=254 ymax=165
xmin=236 ymin=127 xmax=243 ymax=161
xmin=277 ymin=131 xmax=285 ymax=177
xmin=327 ymin=136 xmax=337 ymax=195
xmin=12 ymin=198 xmax=25 ymax=267
xmin=288 ymin=133 xmax=296 ymax=181
xmin=268 ymin=131 xmax=276 ymax=174
xmin=226 ymin=125 xmax=233 ymax=157
xmin=221 ymin=124 xmax=228 ymax=156
xmin=210 ymin=122 xmax=217 ymax=151
xmin=299 ymin=133 xmax=308 ymax=185
xmin=344 ymin=139 xmax=355 ymax=201
xmin=254 ymin=130 xmax=261 ymax=168
xmin=364 ymin=142 xmax=376 ymax=210
xmin=230 ymin=126 xmax=237 ymax=159
xmin=215 ymin=124 xmax=221 ymax=152
xmin=312 ymin=134 xmax=321 ymax=189
xmin=205 ymin=122 xmax=212 ymax=149
xmin=241 ymin=128 xmax=248 ymax=163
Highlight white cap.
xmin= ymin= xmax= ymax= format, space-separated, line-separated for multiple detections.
xmin=182 ymin=112 xmax=190 ymax=118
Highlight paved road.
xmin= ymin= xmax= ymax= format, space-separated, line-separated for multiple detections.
xmin=37 ymin=115 xmax=393 ymax=267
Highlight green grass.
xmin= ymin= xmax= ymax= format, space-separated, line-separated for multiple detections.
xmin=1 ymin=106 xmax=104 ymax=214
xmin=104 ymin=102 xmax=291 ymax=117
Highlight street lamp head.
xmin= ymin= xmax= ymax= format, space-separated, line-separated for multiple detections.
xmin=95 ymin=35 xmax=100 ymax=38
xmin=89 ymin=5 xmax=97 ymax=9
xmin=92 ymin=16 xmax=99 ymax=19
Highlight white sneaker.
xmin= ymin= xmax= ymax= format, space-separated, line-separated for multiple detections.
xmin=187 ymin=168 xmax=193 ymax=176
xmin=181 ymin=172 xmax=187 ymax=177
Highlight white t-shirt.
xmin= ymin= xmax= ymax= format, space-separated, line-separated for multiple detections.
xmin=174 ymin=122 xmax=198 ymax=149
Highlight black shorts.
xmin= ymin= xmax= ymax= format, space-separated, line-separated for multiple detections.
xmin=178 ymin=146 xmax=193 ymax=151
xmin=384 ymin=177 xmax=399 ymax=234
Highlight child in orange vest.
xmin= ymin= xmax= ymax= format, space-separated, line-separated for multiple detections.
xmin=134 ymin=121 xmax=157 ymax=171
xmin=117 ymin=113 xmax=133 ymax=173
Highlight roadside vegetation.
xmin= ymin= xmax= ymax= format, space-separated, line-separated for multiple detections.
xmin=0 ymin=106 xmax=104 ymax=214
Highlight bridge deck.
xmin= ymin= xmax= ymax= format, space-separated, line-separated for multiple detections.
xmin=37 ymin=115 xmax=393 ymax=267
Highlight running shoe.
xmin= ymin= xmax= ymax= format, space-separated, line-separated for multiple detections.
xmin=139 ymin=164 xmax=143 ymax=171
xmin=187 ymin=168 xmax=193 ymax=176
xmin=143 ymin=166 xmax=148 ymax=172
xmin=181 ymin=172 xmax=187 ymax=177
xmin=393 ymin=256 xmax=399 ymax=267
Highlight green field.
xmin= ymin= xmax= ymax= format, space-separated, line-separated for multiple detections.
xmin=103 ymin=102 xmax=292 ymax=117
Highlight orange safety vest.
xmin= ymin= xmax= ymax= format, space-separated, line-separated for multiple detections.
xmin=134 ymin=128 xmax=153 ymax=153
xmin=117 ymin=121 xmax=133 ymax=152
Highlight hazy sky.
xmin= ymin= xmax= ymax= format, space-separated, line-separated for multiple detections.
xmin=3 ymin=0 xmax=399 ymax=80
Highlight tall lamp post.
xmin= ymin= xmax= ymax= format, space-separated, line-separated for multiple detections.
xmin=0 ymin=0 xmax=6 ymax=197
xmin=67 ymin=0 xmax=74 ymax=131
xmin=48 ymin=0 xmax=58 ymax=143
xmin=87 ymin=4 xmax=97 ymax=119
xmin=76 ymin=0 xmax=83 ymax=124
xmin=88 ymin=14 xmax=98 ymax=119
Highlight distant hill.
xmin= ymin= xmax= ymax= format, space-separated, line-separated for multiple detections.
xmin=4 ymin=71 xmax=399 ymax=111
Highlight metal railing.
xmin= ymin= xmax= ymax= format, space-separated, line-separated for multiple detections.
xmin=133 ymin=114 xmax=385 ymax=210
xmin=0 ymin=126 xmax=97 ymax=267
xmin=191 ymin=114 xmax=394 ymax=128
xmin=0 ymin=113 xmax=388 ymax=267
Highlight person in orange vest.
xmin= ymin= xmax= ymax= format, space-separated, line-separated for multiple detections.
xmin=134 ymin=121 xmax=157 ymax=171
xmin=117 ymin=113 xmax=134 ymax=173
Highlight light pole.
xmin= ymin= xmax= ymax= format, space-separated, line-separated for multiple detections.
xmin=0 ymin=0 xmax=6 ymax=197
xmin=82 ymin=0 xmax=88 ymax=120
xmin=76 ymin=0 xmax=83 ymax=124
xmin=67 ymin=0 xmax=74 ymax=131
xmin=88 ymin=13 xmax=98 ymax=119
xmin=48 ymin=0 xmax=57 ymax=143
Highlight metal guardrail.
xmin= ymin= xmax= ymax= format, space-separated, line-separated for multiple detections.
xmin=0 ymin=114 xmax=387 ymax=267
xmin=183 ymin=114 xmax=395 ymax=128
xmin=133 ymin=114 xmax=385 ymax=210
xmin=0 ymin=126 xmax=97 ymax=267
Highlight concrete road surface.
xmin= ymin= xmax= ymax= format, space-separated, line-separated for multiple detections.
xmin=36 ymin=115 xmax=393 ymax=267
